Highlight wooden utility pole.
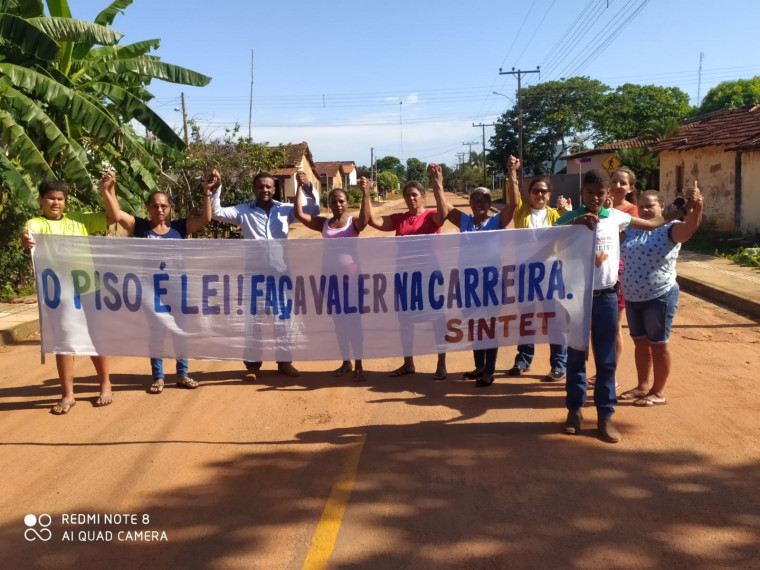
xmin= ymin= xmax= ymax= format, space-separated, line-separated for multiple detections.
xmin=499 ymin=66 xmax=539 ymax=189
xmin=181 ymin=92 xmax=189 ymax=145
xmin=248 ymin=50 xmax=254 ymax=139
xmin=473 ymin=122 xmax=496 ymax=186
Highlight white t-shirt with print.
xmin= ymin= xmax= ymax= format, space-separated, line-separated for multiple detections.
xmin=593 ymin=209 xmax=632 ymax=289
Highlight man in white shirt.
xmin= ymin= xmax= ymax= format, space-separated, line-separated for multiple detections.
xmin=209 ymin=170 xmax=320 ymax=378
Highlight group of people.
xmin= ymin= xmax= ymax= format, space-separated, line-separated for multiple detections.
xmin=21 ymin=158 xmax=703 ymax=445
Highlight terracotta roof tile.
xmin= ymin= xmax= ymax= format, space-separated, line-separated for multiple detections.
xmin=566 ymin=137 xmax=653 ymax=159
xmin=651 ymin=105 xmax=760 ymax=152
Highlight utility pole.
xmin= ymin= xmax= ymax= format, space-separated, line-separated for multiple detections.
xmin=499 ymin=66 xmax=540 ymax=189
xmin=248 ymin=50 xmax=254 ymax=139
xmin=473 ymin=122 xmax=496 ymax=186
xmin=180 ymin=92 xmax=189 ymax=145
xmin=696 ymin=52 xmax=705 ymax=107
xmin=462 ymin=141 xmax=478 ymax=164
xmin=457 ymin=151 xmax=467 ymax=193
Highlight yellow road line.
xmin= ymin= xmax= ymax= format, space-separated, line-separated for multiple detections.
xmin=303 ymin=433 xmax=367 ymax=570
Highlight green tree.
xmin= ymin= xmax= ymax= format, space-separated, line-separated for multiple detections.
xmin=376 ymin=170 xmax=399 ymax=194
xmin=405 ymin=157 xmax=427 ymax=184
xmin=376 ymin=155 xmax=405 ymax=181
xmin=595 ymin=84 xmax=692 ymax=143
xmin=699 ymin=77 xmax=760 ymax=114
xmin=616 ymin=148 xmax=660 ymax=192
xmin=489 ymin=76 xmax=608 ymax=174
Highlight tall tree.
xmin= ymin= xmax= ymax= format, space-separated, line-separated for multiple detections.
xmin=489 ymin=76 xmax=608 ymax=174
xmin=594 ymin=84 xmax=692 ymax=143
xmin=375 ymin=155 xmax=405 ymax=181
xmin=405 ymin=157 xmax=427 ymax=183
xmin=699 ymin=77 xmax=760 ymax=114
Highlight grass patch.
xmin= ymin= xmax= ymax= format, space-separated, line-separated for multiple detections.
xmin=683 ymin=227 xmax=760 ymax=267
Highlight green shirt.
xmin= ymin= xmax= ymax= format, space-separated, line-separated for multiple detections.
xmin=26 ymin=212 xmax=108 ymax=236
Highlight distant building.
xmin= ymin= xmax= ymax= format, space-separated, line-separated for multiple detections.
xmin=313 ymin=161 xmax=357 ymax=191
xmin=651 ymin=105 xmax=760 ymax=234
xmin=268 ymin=142 xmax=322 ymax=203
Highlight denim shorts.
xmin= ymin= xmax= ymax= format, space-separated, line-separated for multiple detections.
xmin=625 ymin=284 xmax=679 ymax=344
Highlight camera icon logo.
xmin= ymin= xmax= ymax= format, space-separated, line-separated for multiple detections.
xmin=24 ymin=514 xmax=52 ymax=542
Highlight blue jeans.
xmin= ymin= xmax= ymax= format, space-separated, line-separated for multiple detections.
xmin=566 ymin=291 xmax=618 ymax=419
xmin=514 ymin=344 xmax=567 ymax=373
xmin=473 ymin=348 xmax=498 ymax=375
xmin=151 ymin=358 xmax=188 ymax=380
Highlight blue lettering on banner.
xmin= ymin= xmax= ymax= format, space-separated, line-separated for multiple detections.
xmin=41 ymin=269 xmax=61 ymax=309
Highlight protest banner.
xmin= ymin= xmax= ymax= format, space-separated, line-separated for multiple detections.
xmin=31 ymin=226 xmax=594 ymax=361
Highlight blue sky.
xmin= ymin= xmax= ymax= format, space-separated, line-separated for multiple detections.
xmin=72 ymin=0 xmax=760 ymax=169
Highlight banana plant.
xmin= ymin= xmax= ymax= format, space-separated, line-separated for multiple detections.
xmin=0 ymin=0 xmax=211 ymax=211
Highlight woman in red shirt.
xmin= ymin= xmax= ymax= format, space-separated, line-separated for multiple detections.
xmin=367 ymin=172 xmax=448 ymax=379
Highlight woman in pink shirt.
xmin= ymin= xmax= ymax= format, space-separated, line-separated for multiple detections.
xmin=366 ymin=171 xmax=448 ymax=379
xmin=295 ymin=178 xmax=371 ymax=381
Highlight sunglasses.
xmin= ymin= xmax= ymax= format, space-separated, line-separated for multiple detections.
xmin=530 ymin=188 xmax=550 ymax=195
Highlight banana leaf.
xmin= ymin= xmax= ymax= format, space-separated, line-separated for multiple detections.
xmin=28 ymin=16 xmax=123 ymax=45
xmin=0 ymin=13 xmax=59 ymax=61
xmin=0 ymin=150 xmax=36 ymax=206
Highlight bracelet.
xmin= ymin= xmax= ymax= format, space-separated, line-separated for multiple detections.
xmin=203 ymin=193 xmax=211 ymax=197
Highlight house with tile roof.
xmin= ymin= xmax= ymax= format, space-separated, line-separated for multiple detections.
xmin=269 ymin=142 xmax=322 ymax=202
xmin=313 ymin=161 xmax=357 ymax=190
xmin=651 ymin=105 xmax=760 ymax=234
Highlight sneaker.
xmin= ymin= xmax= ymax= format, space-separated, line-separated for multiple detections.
xmin=507 ymin=366 xmax=529 ymax=376
xmin=542 ymin=370 xmax=566 ymax=382
xmin=563 ymin=410 xmax=583 ymax=435
xmin=277 ymin=363 xmax=300 ymax=377
xmin=597 ymin=418 xmax=622 ymax=443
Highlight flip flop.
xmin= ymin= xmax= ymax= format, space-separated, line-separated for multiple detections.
xmin=176 ymin=377 xmax=199 ymax=389
xmin=148 ymin=380 xmax=164 ymax=394
xmin=95 ymin=394 xmax=114 ymax=407
xmin=389 ymin=366 xmax=415 ymax=377
xmin=432 ymin=368 xmax=448 ymax=381
xmin=634 ymin=395 xmax=667 ymax=407
xmin=52 ymin=400 xmax=76 ymax=415
xmin=619 ymin=388 xmax=648 ymax=400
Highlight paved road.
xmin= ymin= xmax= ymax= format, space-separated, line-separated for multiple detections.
xmin=2 ymin=193 xmax=759 ymax=569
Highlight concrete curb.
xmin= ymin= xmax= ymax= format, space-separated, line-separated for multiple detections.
xmin=0 ymin=319 xmax=39 ymax=346
xmin=676 ymin=275 xmax=760 ymax=321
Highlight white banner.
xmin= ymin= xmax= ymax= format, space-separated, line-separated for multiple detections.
xmin=31 ymin=227 xmax=594 ymax=361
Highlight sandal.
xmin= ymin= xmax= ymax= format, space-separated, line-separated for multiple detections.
xmin=95 ymin=393 xmax=114 ymax=407
xmin=389 ymin=366 xmax=415 ymax=377
xmin=432 ymin=368 xmax=448 ymax=381
xmin=353 ymin=369 xmax=366 ymax=382
xmin=619 ymin=388 xmax=648 ymax=400
xmin=52 ymin=400 xmax=76 ymax=415
xmin=634 ymin=395 xmax=667 ymax=407
xmin=334 ymin=362 xmax=353 ymax=377
xmin=176 ymin=377 xmax=199 ymax=389
xmin=148 ymin=380 xmax=165 ymax=394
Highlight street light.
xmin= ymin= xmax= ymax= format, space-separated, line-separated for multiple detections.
xmin=492 ymin=91 xmax=516 ymax=105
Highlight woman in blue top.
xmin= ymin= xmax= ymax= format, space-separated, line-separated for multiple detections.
xmin=619 ymin=183 xmax=703 ymax=407
xmin=433 ymin=163 xmax=516 ymax=386
xmin=101 ymin=171 xmax=216 ymax=393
